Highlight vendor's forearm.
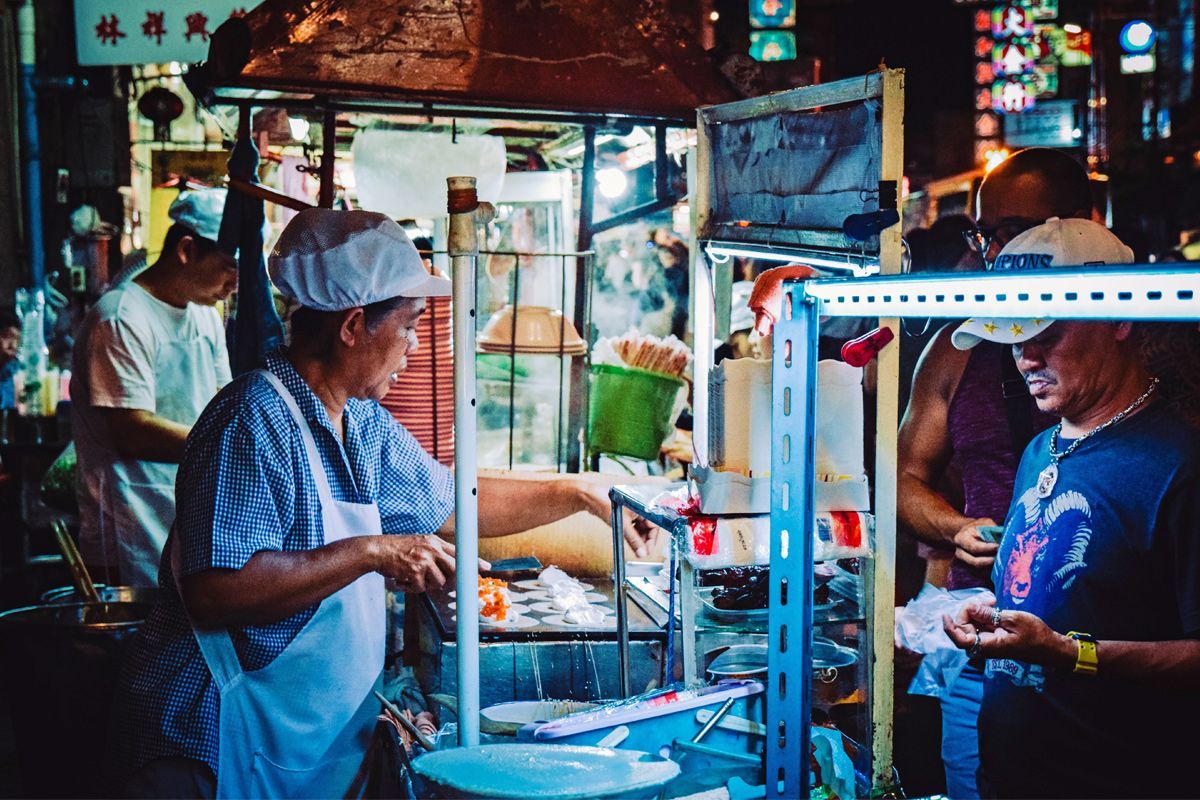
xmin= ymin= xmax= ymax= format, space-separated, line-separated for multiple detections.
xmin=441 ymin=475 xmax=591 ymax=539
xmin=1044 ymin=634 xmax=1200 ymax=687
xmin=896 ymin=471 xmax=972 ymax=546
xmin=99 ymin=407 xmax=190 ymax=463
xmin=181 ymin=536 xmax=376 ymax=627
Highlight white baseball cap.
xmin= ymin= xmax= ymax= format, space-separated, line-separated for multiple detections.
xmin=269 ymin=208 xmax=451 ymax=311
xmin=168 ymin=188 xmax=226 ymax=241
xmin=951 ymin=218 xmax=1134 ymax=350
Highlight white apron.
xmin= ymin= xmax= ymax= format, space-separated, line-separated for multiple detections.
xmin=176 ymin=369 xmax=385 ymax=799
xmin=93 ymin=335 xmax=222 ymax=586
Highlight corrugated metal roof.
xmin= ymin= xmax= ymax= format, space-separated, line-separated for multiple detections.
xmin=228 ymin=0 xmax=739 ymax=121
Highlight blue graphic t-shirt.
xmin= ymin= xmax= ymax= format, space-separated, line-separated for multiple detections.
xmin=980 ymin=401 xmax=1200 ymax=799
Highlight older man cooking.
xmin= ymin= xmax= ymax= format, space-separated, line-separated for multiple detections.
xmin=113 ymin=209 xmax=654 ymax=798
xmin=943 ymin=218 xmax=1200 ymax=798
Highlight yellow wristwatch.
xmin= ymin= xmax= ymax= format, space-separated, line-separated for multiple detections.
xmin=1067 ymin=631 xmax=1098 ymax=676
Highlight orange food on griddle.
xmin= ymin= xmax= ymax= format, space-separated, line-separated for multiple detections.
xmin=478 ymin=577 xmax=511 ymax=621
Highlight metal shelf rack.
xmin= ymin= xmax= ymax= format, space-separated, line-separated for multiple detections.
xmin=689 ymin=68 xmax=906 ymax=800
xmin=770 ymin=262 xmax=1200 ymax=797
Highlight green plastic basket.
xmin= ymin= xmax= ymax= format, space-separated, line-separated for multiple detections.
xmin=587 ymin=364 xmax=685 ymax=460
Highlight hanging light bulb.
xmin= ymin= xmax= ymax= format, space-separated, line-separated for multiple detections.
xmin=288 ymin=116 xmax=311 ymax=142
xmin=596 ymin=167 xmax=628 ymax=199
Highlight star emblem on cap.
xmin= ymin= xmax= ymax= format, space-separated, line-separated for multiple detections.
xmin=1032 ymin=318 xmax=1044 ymax=326
xmin=983 ymin=321 xmax=998 ymax=334
xmin=1009 ymin=322 xmax=1024 ymax=336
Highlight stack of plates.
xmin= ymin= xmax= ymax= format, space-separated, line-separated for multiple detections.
xmin=379 ymin=296 xmax=454 ymax=465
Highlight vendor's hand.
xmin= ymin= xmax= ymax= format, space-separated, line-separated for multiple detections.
xmin=371 ymin=534 xmax=490 ymax=593
xmin=571 ymin=476 xmax=663 ymax=559
xmin=942 ymin=597 xmax=1074 ymax=667
xmin=951 ymin=518 xmax=999 ymax=569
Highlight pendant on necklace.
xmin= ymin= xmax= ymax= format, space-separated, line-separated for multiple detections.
xmin=1036 ymin=463 xmax=1058 ymax=499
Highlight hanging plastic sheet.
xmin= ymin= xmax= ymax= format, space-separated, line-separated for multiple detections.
xmin=220 ymin=136 xmax=284 ymax=375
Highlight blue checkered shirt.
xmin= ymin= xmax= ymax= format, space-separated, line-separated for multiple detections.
xmin=113 ymin=350 xmax=454 ymax=779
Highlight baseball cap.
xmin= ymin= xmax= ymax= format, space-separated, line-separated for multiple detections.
xmin=951 ymin=218 xmax=1134 ymax=350
xmin=269 ymin=208 xmax=451 ymax=312
xmin=167 ymin=188 xmax=226 ymax=242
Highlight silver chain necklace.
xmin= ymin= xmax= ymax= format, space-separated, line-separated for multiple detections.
xmin=1035 ymin=377 xmax=1160 ymax=499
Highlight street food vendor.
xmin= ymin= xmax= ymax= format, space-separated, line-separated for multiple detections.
xmin=112 ymin=208 xmax=653 ymax=798
xmin=72 ymin=188 xmax=234 ymax=586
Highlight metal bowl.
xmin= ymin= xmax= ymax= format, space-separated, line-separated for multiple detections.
xmin=40 ymin=584 xmax=161 ymax=606
xmin=705 ymin=644 xmax=768 ymax=680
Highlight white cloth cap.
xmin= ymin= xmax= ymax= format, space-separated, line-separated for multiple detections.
xmin=952 ymin=218 xmax=1134 ymax=350
xmin=168 ymin=188 xmax=226 ymax=241
xmin=269 ymin=208 xmax=451 ymax=311
xmin=730 ymin=280 xmax=756 ymax=333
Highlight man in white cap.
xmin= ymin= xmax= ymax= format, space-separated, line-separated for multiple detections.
xmin=897 ymin=147 xmax=1088 ymax=798
xmin=943 ymin=218 xmax=1200 ymax=798
xmin=112 ymin=208 xmax=655 ymax=797
xmin=72 ymin=187 xmax=236 ymax=586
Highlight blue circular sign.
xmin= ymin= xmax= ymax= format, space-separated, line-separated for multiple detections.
xmin=1120 ymin=20 xmax=1156 ymax=54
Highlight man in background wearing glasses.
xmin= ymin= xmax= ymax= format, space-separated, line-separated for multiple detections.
xmin=897 ymin=147 xmax=1093 ymax=798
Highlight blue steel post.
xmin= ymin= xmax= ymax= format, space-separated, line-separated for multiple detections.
xmin=18 ymin=0 xmax=44 ymax=290
xmin=767 ymin=285 xmax=818 ymax=799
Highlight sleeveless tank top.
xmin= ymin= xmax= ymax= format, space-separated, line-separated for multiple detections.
xmin=945 ymin=341 xmax=1055 ymax=589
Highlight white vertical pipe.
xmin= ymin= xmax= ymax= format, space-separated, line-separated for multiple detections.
xmin=448 ymin=176 xmax=480 ymax=747
xmin=687 ymin=142 xmax=712 ymax=468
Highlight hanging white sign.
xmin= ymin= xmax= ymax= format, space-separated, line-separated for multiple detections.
xmin=73 ymin=1 xmax=263 ymax=66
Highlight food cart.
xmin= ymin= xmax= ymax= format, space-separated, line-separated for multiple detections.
xmin=609 ymin=69 xmax=906 ymax=799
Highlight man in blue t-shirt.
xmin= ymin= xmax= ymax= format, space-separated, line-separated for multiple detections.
xmin=945 ymin=218 xmax=1200 ymax=798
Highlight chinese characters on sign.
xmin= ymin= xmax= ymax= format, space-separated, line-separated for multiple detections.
xmin=74 ymin=1 xmax=261 ymax=65
xmin=140 ymin=11 xmax=165 ymax=45
xmin=95 ymin=14 xmax=126 ymax=46
xmin=748 ymin=0 xmax=796 ymax=29
xmin=748 ymin=0 xmax=796 ymax=60
xmin=993 ymin=41 xmax=1035 ymax=77
xmin=749 ymin=30 xmax=797 ymax=62
xmin=992 ymin=4 xmax=1034 ymax=38
xmin=993 ymin=77 xmax=1036 ymax=113
xmin=974 ymin=1 xmax=1061 ymax=161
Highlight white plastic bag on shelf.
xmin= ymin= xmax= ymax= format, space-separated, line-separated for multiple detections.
xmin=683 ymin=515 xmax=771 ymax=569
xmin=895 ymin=584 xmax=994 ymax=698
xmin=812 ymin=511 xmax=873 ymax=561
xmin=681 ymin=509 xmax=872 ymax=569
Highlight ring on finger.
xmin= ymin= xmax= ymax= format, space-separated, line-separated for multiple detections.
xmin=991 ymin=608 xmax=1003 ymax=628
xmin=967 ymin=631 xmax=982 ymax=660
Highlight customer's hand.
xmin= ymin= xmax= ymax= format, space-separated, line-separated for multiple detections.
xmin=942 ymin=596 xmax=1073 ymax=667
xmin=952 ymin=518 xmax=1000 ymax=569
xmin=372 ymin=534 xmax=490 ymax=593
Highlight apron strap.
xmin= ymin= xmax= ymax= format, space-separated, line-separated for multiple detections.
xmin=171 ymin=530 xmax=244 ymax=690
xmin=176 ymin=369 xmax=333 ymax=690
xmin=256 ymin=369 xmax=337 ymax=507
xmin=180 ymin=368 xmax=359 ymax=691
